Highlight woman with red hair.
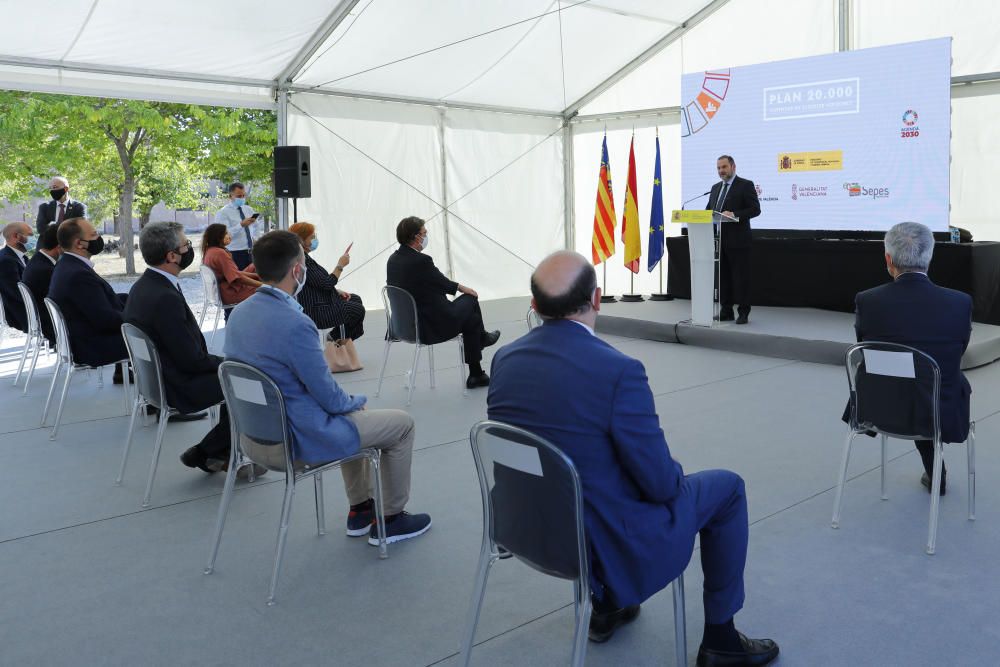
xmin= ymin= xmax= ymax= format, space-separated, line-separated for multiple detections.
xmin=288 ymin=222 xmax=365 ymax=340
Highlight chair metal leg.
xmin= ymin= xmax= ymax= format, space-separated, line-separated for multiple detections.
xmin=204 ymin=451 xmax=242 ymax=575
xmin=267 ymin=481 xmax=297 ymax=606
xmin=459 ymin=542 xmax=499 ymax=667
xmin=13 ymin=334 xmax=31 ymax=386
xmin=49 ymin=364 xmax=75 ymax=440
xmin=120 ymin=361 xmax=131 ymax=414
xmin=374 ymin=339 xmax=392 ymax=398
xmin=22 ymin=337 xmax=41 ymax=395
xmin=672 ymin=576 xmax=687 ymax=667
xmin=967 ymin=422 xmax=976 ymax=521
xmin=115 ymin=398 xmax=144 ymax=485
xmin=831 ymin=428 xmax=857 ymax=528
xmin=926 ymin=438 xmax=944 ymax=555
xmin=406 ymin=345 xmax=421 ymax=406
xmin=97 ymin=366 xmax=103 ymax=388
xmin=141 ymin=411 xmax=170 ymax=508
xmin=370 ymin=450 xmax=388 ymax=559
xmin=459 ymin=335 xmax=468 ymax=396
xmin=428 ymin=345 xmax=436 ymax=388
xmin=197 ymin=302 xmax=207 ymax=329
xmin=880 ymin=433 xmax=889 ymax=500
xmin=571 ymin=578 xmax=592 ymax=667
xmin=210 ymin=308 xmax=221 ymax=347
xmin=314 ymin=473 xmax=326 ymax=536
xmin=41 ymin=359 xmax=63 ymax=425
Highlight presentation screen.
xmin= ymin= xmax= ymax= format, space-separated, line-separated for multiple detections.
xmin=680 ymin=38 xmax=951 ymax=232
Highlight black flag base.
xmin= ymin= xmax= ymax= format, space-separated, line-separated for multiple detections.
xmin=600 ymin=294 xmax=619 ymax=303
xmin=620 ymin=293 xmax=645 ymax=302
xmin=649 ymin=293 xmax=674 ymax=301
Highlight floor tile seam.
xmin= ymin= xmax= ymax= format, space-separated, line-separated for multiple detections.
xmin=650 ymin=359 xmax=802 ymax=399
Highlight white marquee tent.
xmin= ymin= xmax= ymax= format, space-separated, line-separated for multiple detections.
xmin=3 ymin=0 xmax=1000 ymax=303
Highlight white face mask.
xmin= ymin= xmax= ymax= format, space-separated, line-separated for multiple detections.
xmin=293 ymin=262 xmax=308 ymax=296
xmin=420 ymin=233 xmax=429 ymax=251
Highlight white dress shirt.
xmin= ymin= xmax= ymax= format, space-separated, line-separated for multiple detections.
xmin=214 ymin=201 xmax=259 ymax=252
xmin=63 ymin=251 xmax=94 ymax=268
xmin=10 ymin=245 xmax=26 ymax=267
xmin=147 ymin=266 xmax=181 ymax=291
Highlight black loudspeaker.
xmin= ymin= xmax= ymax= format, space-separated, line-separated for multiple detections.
xmin=274 ymin=145 xmax=311 ymax=198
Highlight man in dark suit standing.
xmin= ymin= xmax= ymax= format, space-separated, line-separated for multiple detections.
xmin=35 ymin=176 xmax=87 ymax=235
xmin=386 ymin=216 xmax=500 ymax=388
xmin=22 ymin=223 xmax=62 ymax=345
xmin=487 ymin=250 xmax=779 ymax=666
xmin=0 ymin=222 xmax=34 ymax=333
xmin=48 ymin=218 xmax=129 ymax=382
xmin=847 ymin=222 xmax=971 ymax=495
xmin=124 ymin=222 xmax=233 ymax=473
xmin=706 ymin=155 xmax=760 ymax=324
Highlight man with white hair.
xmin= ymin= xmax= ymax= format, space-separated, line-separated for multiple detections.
xmin=847 ymin=221 xmax=972 ymax=495
xmin=35 ymin=176 xmax=87 ymax=234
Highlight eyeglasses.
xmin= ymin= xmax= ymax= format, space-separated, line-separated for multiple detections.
xmin=174 ymin=240 xmax=193 ymax=253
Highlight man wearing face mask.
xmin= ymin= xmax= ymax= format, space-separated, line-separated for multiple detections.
xmin=48 ymin=218 xmax=131 ymax=383
xmin=214 ymin=182 xmax=260 ymax=271
xmin=22 ymin=223 xmax=62 ymax=345
xmin=35 ymin=176 xmax=87 ymax=235
xmin=386 ymin=216 xmax=500 ymax=388
xmin=0 ymin=222 xmax=34 ymax=333
xmin=124 ymin=222 xmax=242 ymax=473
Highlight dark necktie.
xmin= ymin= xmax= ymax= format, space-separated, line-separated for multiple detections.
xmin=237 ymin=206 xmax=253 ymax=252
xmin=57 ymin=202 xmax=66 ymax=223
xmin=717 ymin=182 xmax=730 ymax=210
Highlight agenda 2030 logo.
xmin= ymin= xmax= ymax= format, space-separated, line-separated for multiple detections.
xmin=900 ymin=109 xmax=919 ymax=138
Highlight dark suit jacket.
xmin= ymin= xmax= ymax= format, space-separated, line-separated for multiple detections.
xmin=21 ymin=251 xmax=57 ymax=343
xmin=386 ymin=245 xmax=463 ymax=344
xmin=487 ymin=319 xmax=689 ymax=607
xmin=36 ymin=199 xmax=87 ymax=234
xmin=706 ymin=175 xmax=760 ymax=249
xmin=297 ymin=253 xmax=344 ymax=331
xmin=47 ymin=254 xmax=127 ymax=367
xmin=124 ymin=270 xmax=222 ymax=414
xmin=0 ymin=245 xmax=28 ymax=332
xmin=846 ymin=272 xmax=972 ymax=443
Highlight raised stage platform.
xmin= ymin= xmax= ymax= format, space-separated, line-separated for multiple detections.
xmin=597 ymin=299 xmax=1000 ymax=370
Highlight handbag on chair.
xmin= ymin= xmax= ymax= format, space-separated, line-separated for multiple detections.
xmin=324 ymin=325 xmax=362 ymax=373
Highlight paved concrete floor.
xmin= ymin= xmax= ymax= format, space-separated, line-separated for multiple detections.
xmin=0 ymin=297 xmax=997 ymax=666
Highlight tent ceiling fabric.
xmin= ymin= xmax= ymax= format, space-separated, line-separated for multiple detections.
xmin=0 ymin=0 xmax=716 ymax=112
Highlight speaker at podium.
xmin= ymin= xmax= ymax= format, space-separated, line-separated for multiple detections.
xmin=670 ymin=209 xmax=737 ymax=327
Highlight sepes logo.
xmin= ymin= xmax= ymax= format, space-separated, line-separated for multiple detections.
xmin=844 ymin=182 xmax=889 ymax=199
xmin=900 ymin=109 xmax=920 ymax=138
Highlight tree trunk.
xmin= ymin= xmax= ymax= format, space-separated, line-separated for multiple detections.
xmin=113 ymin=143 xmax=137 ymax=274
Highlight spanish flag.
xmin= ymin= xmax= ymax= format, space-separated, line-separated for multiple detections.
xmin=622 ymin=136 xmax=641 ymax=273
xmin=591 ymin=134 xmax=616 ymax=265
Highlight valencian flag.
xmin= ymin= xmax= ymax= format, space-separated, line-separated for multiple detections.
xmin=647 ymin=134 xmax=665 ymax=271
xmin=591 ymin=134 xmax=617 ymax=265
xmin=621 ymin=136 xmax=641 ymax=273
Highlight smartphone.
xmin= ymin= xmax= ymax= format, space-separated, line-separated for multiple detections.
xmin=344 ymin=242 xmax=353 ymax=254
xmin=251 ymin=213 xmax=261 ymax=219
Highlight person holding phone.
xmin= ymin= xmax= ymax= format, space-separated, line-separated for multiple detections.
xmin=213 ymin=181 xmax=260 ymax=270
xmin=288 ymin=222 xmax=366 ymax=340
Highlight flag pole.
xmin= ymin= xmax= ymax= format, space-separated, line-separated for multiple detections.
xmin=650 ymin=258 xmax=672 ymax=301
xmin=600 ymin=263 xmax=617 ymax=303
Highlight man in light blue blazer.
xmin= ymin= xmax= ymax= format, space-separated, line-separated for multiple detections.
xmin=225 ymin=231 xmax=431 ymax=545
xmin=487 ymin=251 xmax=778 ymax=667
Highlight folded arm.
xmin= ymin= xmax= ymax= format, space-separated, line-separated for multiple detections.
xmin=286 ymin=316 xmax=366 ymax=415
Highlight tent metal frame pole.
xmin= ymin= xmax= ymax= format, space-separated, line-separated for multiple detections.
xmin=838 ymin=0 xmax=852 ymax=52
xmin=276 ymin=89 xmax=290 ymax=231
xmin=562 ymin=121 xmax=576 ymax=251
xmin=276 ymin=0 xmax=361 ymax=86
xmin=437 ymin=107 xmax=455 ymax=280
xmin=563 ymin=0 xmax=733 ymax=117
xmin=572 ymin=106 xmax=682 ymax=125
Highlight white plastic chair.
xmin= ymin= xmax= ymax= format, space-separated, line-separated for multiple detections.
xmin=13 ymin=282 xmax=48 ymax=393
xmin=198 ymin=265 xmax=236 ymax=347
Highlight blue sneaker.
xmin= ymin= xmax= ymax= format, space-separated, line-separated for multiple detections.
xmin=346 ymin=500 xmax=374 ymax=537
xmin=368 ymin=511 xmax=432 ymax=545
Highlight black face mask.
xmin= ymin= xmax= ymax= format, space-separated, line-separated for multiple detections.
xmin=84 ymin=236 xmax=105 ymax=256
xmin=176 ymin=247 xmax=195 ymax=270
xmin=50 ymin=188 xmax=67 ymax=201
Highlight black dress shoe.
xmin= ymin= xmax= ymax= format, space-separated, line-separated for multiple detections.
xmin=719 ymin=311 xmax=735 ymax=322
xmin=735 ymin=315 xmax=749 ymax=325
xmin=481 ymin=330 xmax=501 ymax=348
xmin=696 ymin=632 xmax=779 ymax=666
xmin=112 ymin=369 xmax=135 ymax=385
xmin=466 ymin=373 xmax=490 ymax=389
xmin=146 ymin=407 xmax=208 ymax=423
xmin=588 ymin=604 xmax=640 ymax=643
xmin=921 ymin=471 xmax=947 ymax=496
xmin=180 ymin=445 xmax=216 ymax=474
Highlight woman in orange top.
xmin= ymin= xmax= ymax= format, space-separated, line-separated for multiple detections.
xmin=201 ymin=223 xmax=261 ymax=306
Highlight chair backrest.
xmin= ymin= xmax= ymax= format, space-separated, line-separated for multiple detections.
xmin=121 ymin=323 xmax=168 ymax=410
xmin=218 ymin=360 xmax=293 ymax=473
xmin=0 ymin=291 xmax=6 ymax=327
xmin=43 ymin=297 xmax=74 ymax=364
xmin=526 ymin=307 xmax=543 ymax=331
xmin=200 ymin=265 xmax=224 ymax=308
xmin=469 ymin=420 xmax=588 ymax=582
xmin=16 ymin=282 xmax=41 ymax=337
xmin=382 ymin=285 xmax=420 ymax=344
xmin=845 ymin=342 xmax=941 ymax=441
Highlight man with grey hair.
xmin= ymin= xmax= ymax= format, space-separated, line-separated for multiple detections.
xmin=0 ymin=221 xmax=34 ymax=332
xmin=35 ymin=176 xmax=87 ymax=234
xmin=846 ymin=221 xmax=972 ymax=495
xmin=123 ymin=222 xmax=238 ymax=474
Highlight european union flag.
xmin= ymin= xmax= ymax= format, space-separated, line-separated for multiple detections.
xmin=647 ymin=135 xmax=665 ymax=271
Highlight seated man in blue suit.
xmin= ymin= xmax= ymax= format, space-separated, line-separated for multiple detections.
xmin=224 ymin=231 xmax=431 ymax=545
xmin=48 ymin=218 xmax=130 ymax=383
xmin=845 ymin=222 xmax=972 ymax=495
xmin=487 ymin=251 xmax=778 ymax=667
